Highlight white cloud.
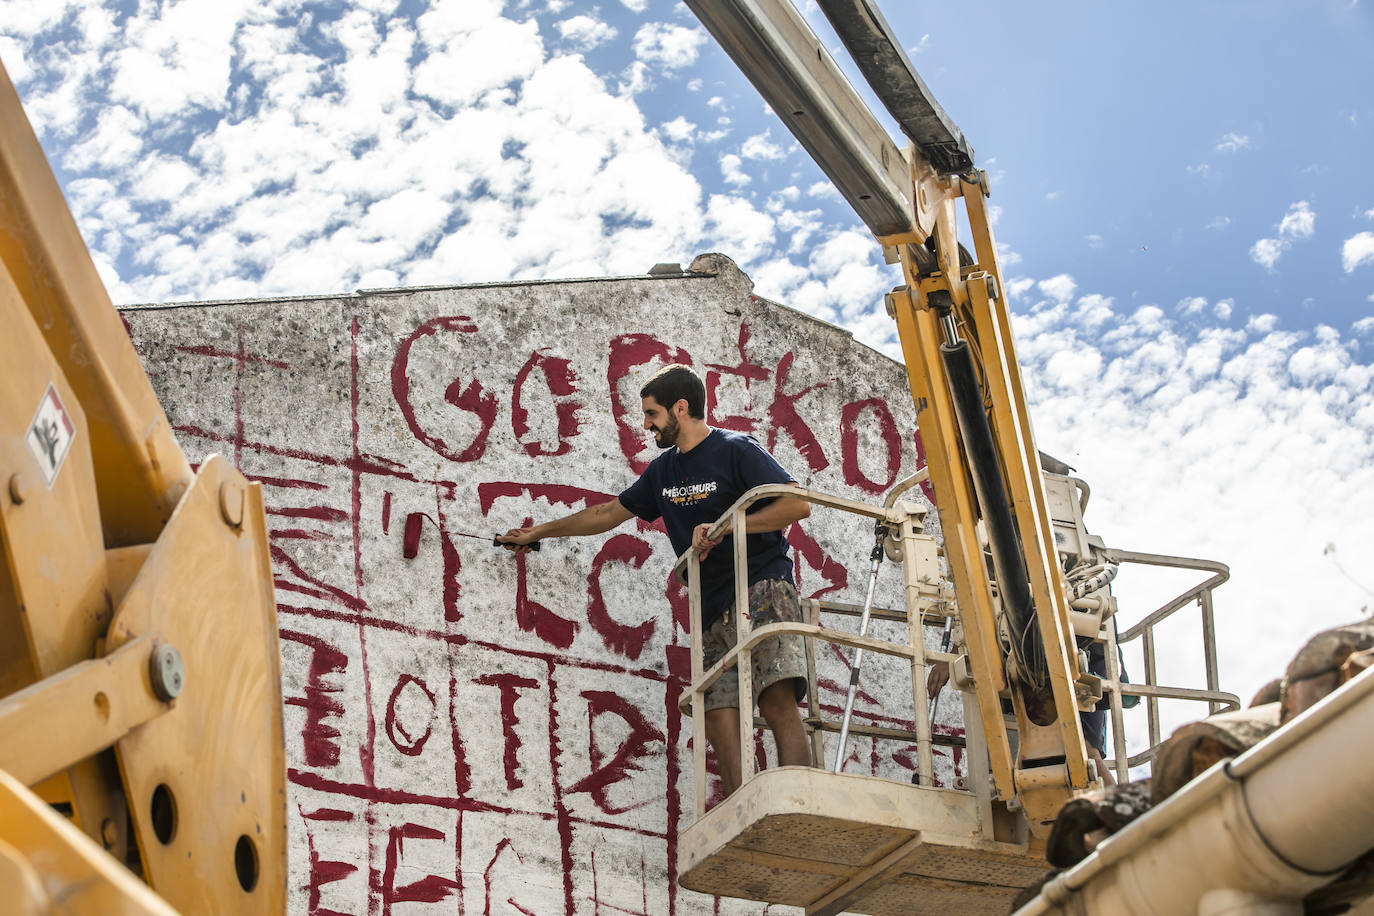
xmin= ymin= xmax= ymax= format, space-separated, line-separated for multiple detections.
xmin=658 ymin=116 xmax=695 ymax=144
xmin=770 ymin=229 xmax=895 ymax=330
xmin=1038 ymin=274 xmax=1076 ymax=303
xmin=0 ymin=36 xmax=33 ymax=84
xmin=703 ymin=194 xmax=774 ymax=265
xmin=740 ymin=131 xmax=784 ymax=160
xmin=1354 ymin=317 xmax=1374 ymax=336
xmin=1005 ymin=277 xmax=1034 ymax=300
xmin=807 ymin=181 xmax=840 ymax=200
xmin=1186 ymin=163 xmax=1210 ymax=178
xmin=618 ymin=60 xmax=650 ymax=95
xmin=557 ymin=15 xmax=617 ymax=50
xmin=1342 ymin=231 xmax=1374 ymax=273
xmin=720 ymin=153 xmax=749 ymax=186
xmin=1084 ymin=233 xmax=1104 ymax=249
xmin=1206 ymin=216 xmax=1232 ymax=230
xmin=909 ymin=33 xmax=931 ymax=54
xmin=1279 ymin=200 xmax=1315 ymax=239
xmin=619 ymin=0 xmax=648 ymax=11
xmin=1251 ymin=201 xmax=1317 ymax=271
xmin=1214 ymin=299 xmax=1234 ymax=321
xmin=1178 ymin=296 xmax=1208 ymax=316
xmin=1012 ymin=282 xmax=1374 ymax=708
xmin=1214 ymin=131 xmax=1251 ymax=153
xmin=1045 ymin=190 xmax=1061 ymax=201
xmin=107 ymin=0 xmax=253 ymax=120
xmin=414 ymin=13 xmax=544 ymax=108
xmin=1250 ymin=237 xmax=1285 ymax=271
xmin=632 ymin=22 xmax=705 ymax=71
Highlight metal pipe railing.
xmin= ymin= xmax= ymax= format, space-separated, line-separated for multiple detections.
xmin=1097 ymin=549 xmax=1239 ymax=782
xmin=676 ymin=483 xmax=950 ymax=817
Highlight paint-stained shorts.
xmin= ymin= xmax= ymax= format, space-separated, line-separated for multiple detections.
xmin=702 ymin=578 xmax=809 ymax=712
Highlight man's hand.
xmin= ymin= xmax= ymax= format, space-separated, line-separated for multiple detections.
xmin=497 ymin=528 xmax=538 ymax=554
xmin=926 ymin=659 xmax=951 ymax=697
xmin=692 ymin=522 xmax=726 ymax=561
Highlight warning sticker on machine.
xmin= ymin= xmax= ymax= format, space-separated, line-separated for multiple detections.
xmin=26 ymin=385 xmax=75 ymax=488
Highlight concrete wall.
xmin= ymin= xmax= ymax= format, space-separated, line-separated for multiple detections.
xmin=122 ymin=253 xmax=964 ymax=916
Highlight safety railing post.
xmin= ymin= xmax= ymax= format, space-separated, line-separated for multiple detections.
xmin=733 ymin=508 xmax=754 ymax=784
xmin=1200 ymin=590 xmax=1221 ymax=715
xmin=689 ymin=550 xmax=707 ymax=818
xmin=900 ymin=513 xmax=935 ymax=786
xmin=804 ymin=598 xmax=825 ymax=767
xmin=1143 ymin=627 xmax=1160 ymax=752
xmin=1104 ymin=624 xmax=1129 ymax=785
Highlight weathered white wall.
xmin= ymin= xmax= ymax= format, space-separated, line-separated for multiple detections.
xmin=122 ymin=254 xmax=964 ymax=916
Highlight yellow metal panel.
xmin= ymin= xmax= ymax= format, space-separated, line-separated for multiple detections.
xmin=0 ymin=260 xmax=132 ymax=855
xmin=106 ymin=455 xmax=285 ymax=914
xmin=890 ymin=288 xmax=1016 ymax=800
xmin=0 ymin=265 xmax=110 ymax=677
xmin=0 ymin=768 xmax=181 ymax=915
xmin=962 ymin=186 xmax=1089 ymax=790
xmin=0 ymin=60 xmax=190 ymax=549
xmin=0 ymin=634 xmax=170 ymax=788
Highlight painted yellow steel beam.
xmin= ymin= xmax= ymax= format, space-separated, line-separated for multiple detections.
xmin=0 ymin=59 xmax=191 ymax=549
xmin=106 ymin=455 xmax=286 ymax=914
xmin=0 ymin=768 xmax=182 ymax=916
xmin=962 ymin=183 xmax=1089 ymax=791
xmin=1 ymin=245 xmax=136 ymax=861
xmin=891 ymin=286 xmax=1017 ymax=800
xmin=0 ymin=634 xmax=172 ymax=788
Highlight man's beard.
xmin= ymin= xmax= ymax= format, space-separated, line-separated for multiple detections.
xmin=652 ymin=414 xmax=680 ymax=449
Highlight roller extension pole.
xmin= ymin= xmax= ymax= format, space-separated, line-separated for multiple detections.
xmin=928 ymin=618 xmax=953 ymax=722
xmin=833 ymin=519 xmax=889 ymax=772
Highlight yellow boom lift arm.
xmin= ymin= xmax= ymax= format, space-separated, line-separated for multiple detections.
xmin=685 ymin=0 xmax=1094 ymax=825
xmin=0 ymin=60 xmax=286 ymax=915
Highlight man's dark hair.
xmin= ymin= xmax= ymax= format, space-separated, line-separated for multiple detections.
xmin=640 ymin=364 xmax=705 ymax=419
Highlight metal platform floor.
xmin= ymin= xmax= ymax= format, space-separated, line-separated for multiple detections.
xmin=678 ymin=767 xmax=1047 ymax=915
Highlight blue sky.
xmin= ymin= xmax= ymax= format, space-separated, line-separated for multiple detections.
xmin=4 ymin=0 xmax=1373 ymax=715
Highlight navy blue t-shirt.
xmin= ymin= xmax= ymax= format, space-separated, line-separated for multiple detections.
xmin=618 ymin=429 xmax=796 ymax=628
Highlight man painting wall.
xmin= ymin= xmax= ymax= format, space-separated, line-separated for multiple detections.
xmin=498 ymin=364 xmax=813 ymax=795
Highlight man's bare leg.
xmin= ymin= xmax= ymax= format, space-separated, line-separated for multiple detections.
xmin=705 ymin=706 xmax=742 ymax=796
xmin=1088 ymin=746 xmax=1116 ymax=787
xmin=758 ymin=680 xmax=811 ymax=768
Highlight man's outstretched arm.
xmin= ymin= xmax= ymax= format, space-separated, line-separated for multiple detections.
xmin=497 ymin=497 xmax=635 ymax=553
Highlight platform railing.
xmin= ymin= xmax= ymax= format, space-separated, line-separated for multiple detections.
xmin=671 ymin=483 xmax=958 ymax=819
xmin=1097 ymin=549 xmax=1241 ymax=784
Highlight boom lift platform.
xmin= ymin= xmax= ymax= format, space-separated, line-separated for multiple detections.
xmin=0 ymin=61 xmax=286 ymax=914
xmin=672 ymin=481 xmax=1238 ymax=914
xmin=673 ymin=0 xmax=1242 ymax=912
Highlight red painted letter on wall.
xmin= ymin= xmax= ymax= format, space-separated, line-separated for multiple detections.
xmin=392 ymin=316 xmax=497 ymax=463
xmin=840 ymin=398 xmax=901 ymax=495
xmin=512 ymin=348 xmax=583 ymax=457
xmin=607 ymin=334 xmax=692 ymax=473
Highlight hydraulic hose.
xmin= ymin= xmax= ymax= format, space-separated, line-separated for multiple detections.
xmin=938 ymin=337 xmax=1048 ymax=692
